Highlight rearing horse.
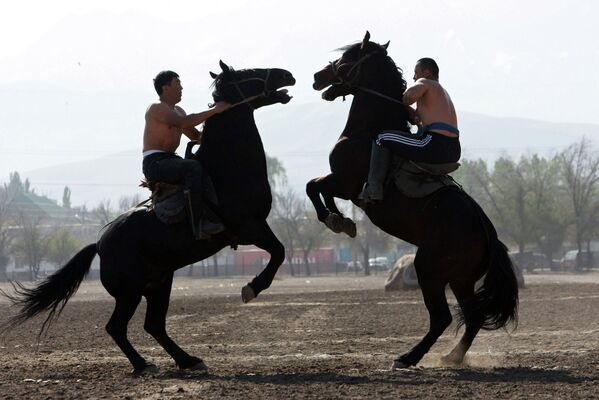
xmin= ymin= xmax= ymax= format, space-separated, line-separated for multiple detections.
xmin=1 ymin=61 xmax=295 ymax=374
xmin=307 ymin=32 xmax=518 ymax=368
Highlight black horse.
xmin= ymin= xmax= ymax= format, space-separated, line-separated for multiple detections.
xmin=308 ymin=32 xmax=518 ymax=368
xmin=1 ymin=61 xmax=295 ymax=374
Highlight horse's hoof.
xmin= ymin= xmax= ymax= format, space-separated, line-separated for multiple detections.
xmin=241 ymin=285 xmax=256 ymax=303
xmin=325 ymin=214 xmax=343 ymax=233
xmin=181 ymin=360 xmax=209 ymax=374
xmin=440 ymin=353 xmax=464 ymax=366
xmin=390 ymin=359 xmax=410 ymax=370
xmin=342 ymin=217 xmax=357 ymax=238
xmin=132 ymin=363 xmax=159 ymax=377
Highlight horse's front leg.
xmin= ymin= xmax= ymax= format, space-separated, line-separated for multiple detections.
xmin=306 ymin=174 xmax=356 ymax=238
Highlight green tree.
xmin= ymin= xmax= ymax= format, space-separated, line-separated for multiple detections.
xmin=525 ymin=154 xmax=569 ymax=263
xmin=0 ymin=186 xmax=14 ymax=280
xmin=12 ymin=214 xmax=47 ymax=280
xmin=45 ymin=229 xmax=83 ymax=267
xmin=62 ymin=186 xmax=72 ymax=209
xmin=451 ymin=158 xmax=492 ymax=209
xmin=7 ymin=172 xmax=24 ymax=194
xmin=265 ymin=154 xmax=288 ymax=209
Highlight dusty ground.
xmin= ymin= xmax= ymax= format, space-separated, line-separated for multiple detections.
xmin=0 ymin=272 xmax=598 ymax=399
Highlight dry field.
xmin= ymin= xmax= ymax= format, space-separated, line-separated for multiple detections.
xmin=0 ymin=272 xmax=598 ymax=399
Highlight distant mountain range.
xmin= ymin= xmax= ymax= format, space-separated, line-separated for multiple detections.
xmin=19 ymin=101 xmax=599 ymax=207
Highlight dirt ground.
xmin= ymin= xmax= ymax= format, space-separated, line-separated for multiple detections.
xmin=0 ymin=272 xmax=598 ymax=399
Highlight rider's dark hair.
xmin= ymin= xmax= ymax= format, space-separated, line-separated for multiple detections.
xmin=417 ymin=58 xmax=439 ymax=78
xmin=154 ymin=70 xmax=179 ymax=95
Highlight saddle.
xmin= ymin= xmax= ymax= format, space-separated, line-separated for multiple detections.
xmin=139 ymin=180 xmax=186 ymax=224
xmin=139 ymin=141 xmax=218 ymax=225
xmin=389 ymin=157 xmax=461 ymax=198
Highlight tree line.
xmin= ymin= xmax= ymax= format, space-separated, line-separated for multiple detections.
xmin=0 ymin=172 xmax=141 ymax=280
xmin=0 ymin=138 xmax=597 ymax=280
xmin=454 ymin=138 xmax=599 ymax=266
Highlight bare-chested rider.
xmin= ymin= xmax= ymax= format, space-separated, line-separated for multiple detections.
xmin=142 ymin=70 xmax=231 ymax=238
xmin=359 ymin=58 xmax=461 ymax=203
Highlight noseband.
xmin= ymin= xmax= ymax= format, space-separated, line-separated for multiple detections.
xmin=227 ymin=69 xmax=272 ymax=109
xmin=329 ymin=51 xmax=405 ymax=106
xmin=330 ymin=51 xmax=379 ymax=88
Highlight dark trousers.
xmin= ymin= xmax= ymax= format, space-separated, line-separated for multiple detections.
xmin=142 ymin=153 xmax=203 ymax=195
xmin=375 ymin=130 xmax=461 ymax=164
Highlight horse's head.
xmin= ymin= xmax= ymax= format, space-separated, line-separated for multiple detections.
xmin=210 ymin=61 xmax=295 ymax=109
xmin=313 ymin=31 xmax=404 ymax=102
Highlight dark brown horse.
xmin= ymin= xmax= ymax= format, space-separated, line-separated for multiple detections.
xmin=1 ymin=61 xmax=295 ymax=374
xmin=307 ymin=32 xmax=518 ymax=368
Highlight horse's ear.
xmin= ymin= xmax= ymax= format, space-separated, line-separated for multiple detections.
xmin=382 ymin=40 xmax=390 ymax=50
xmin=219 ymin=60 xmax=230 ymax=73
xmin=209 ymin=71 xmax=218 ymax=79
xmin=361 ymin=31 xmax=371 ymax=49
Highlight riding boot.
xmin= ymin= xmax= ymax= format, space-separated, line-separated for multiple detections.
xmin=195 ymin=203 xmax=225 ymax=239
xmin=358 ymin=142 xmax=392 ymax=203
xmin=184 ymin=190 xmax=225 ymax=240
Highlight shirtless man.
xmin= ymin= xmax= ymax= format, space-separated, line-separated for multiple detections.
xmin=359 ymin=58 xmax=461 ymax=203
xmin=142 ymin=70 xmax=231 ymax=238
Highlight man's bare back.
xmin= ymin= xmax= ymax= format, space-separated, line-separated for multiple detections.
xmin=403 ymin=62 xmax=458 ymax=137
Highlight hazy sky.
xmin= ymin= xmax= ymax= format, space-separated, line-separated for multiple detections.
xmin=1 ymin=0 xmax=597 ymax=192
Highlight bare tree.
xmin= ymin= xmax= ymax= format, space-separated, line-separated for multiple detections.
xmin=560 ymin=138 xmax=599 ymax=267
xmin=270 ymin=188 xmax=304 ymax=276
xmin=119 ymin=194 xmax=142 ymax=213
xmin=351 ymin=205 xmax=393 ymax=276
xmin=296 ymin=209 xmax=328 ymax=276
xmin=93 ymin=200 xmax=115 ymax=226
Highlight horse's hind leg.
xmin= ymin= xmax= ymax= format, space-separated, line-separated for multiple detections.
xmin=393 ymin=256 xmax=452 ymax=368
xmin=105 ymin=294 xmax=151 ymax=373
xmin=441 ymin=280 xmax=482 ymax=365
xmin=143 ymin=273 xmax=207 ymax=372
xmin=242 ymin=220 xmax=285 ymax=302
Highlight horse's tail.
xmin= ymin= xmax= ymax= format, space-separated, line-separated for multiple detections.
xmin=456 ymin=193 xmax=519 ymax=331
xmin=468 ymin=238 xmax=519 ymax=330
xmin=0 ymin=243 xmax=97 ymax=337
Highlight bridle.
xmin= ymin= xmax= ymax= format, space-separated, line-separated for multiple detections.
xmin=329 ymin=51 xmax=405 ymax=106
xmin=226 ymin=69 xmax=272 ymax=109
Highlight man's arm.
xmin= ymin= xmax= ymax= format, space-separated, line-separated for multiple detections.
xmin=176 ymin=106 xmax=203 ymax=142
xmin=402 ymin=79 xmax=428 ymax=105
xmin=183 ymin=127 xmax=202 ymax=142
xmin=149 ymin=101 xmax=230 ymax=129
